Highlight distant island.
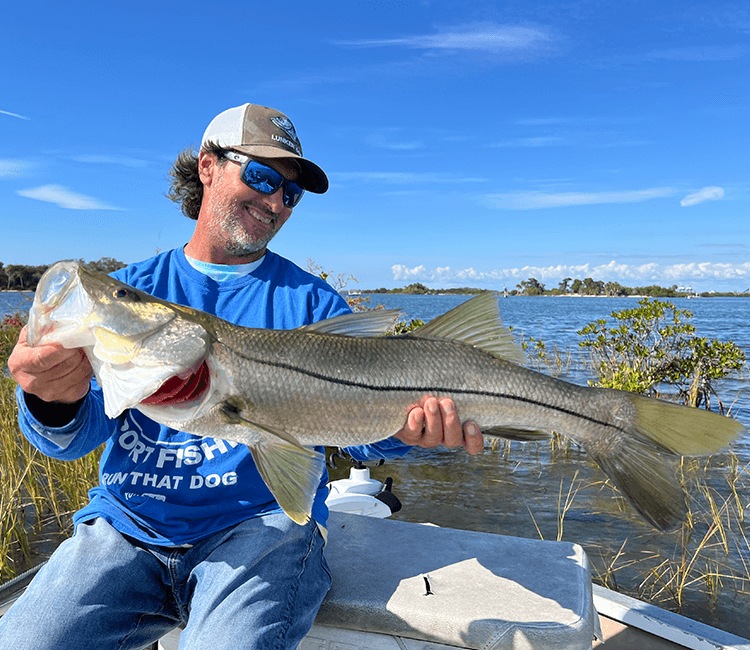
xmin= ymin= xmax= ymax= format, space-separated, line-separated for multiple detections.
xmin=359 ymin=280 xmax=749 ymax=299
xmin=2 ymin=263 xmax=747 ymax=299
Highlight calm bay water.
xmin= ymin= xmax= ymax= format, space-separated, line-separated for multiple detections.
xmin=351 ymin=293 xmax=750 ymax=636
xmin=0 ymin=291 xmax=33 ymax=319
xmin=4 ymin=290 xmax=750 ymax=634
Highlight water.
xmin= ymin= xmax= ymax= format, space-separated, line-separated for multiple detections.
xmin=5 ymin=290 xmax=750 ymax=634
xmin=350 ymin=292 xmax=750 ymax=636
xmin=0 ymin=291 xmax=34 ymax=319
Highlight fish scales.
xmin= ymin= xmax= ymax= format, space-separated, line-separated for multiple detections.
xmin=27 ymin=261 xmax=747 ymax=530
xmin=213 ymin=324 xmax=634 ymax=450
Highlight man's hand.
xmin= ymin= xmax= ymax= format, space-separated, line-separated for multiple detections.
xmin=8 ymin=326 xmax=93 ymax=403
xmin=395 ymin=396 xmax=483 ymax=454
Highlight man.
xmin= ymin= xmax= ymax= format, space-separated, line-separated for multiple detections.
xmin=2 ymin=104 xmax=482 ymax=650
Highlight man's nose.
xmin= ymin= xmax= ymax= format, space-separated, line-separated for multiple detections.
xmin=260 ymin=187 xmax=286 ymax=213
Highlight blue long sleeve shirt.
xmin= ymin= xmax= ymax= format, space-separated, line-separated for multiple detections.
xmin=16 ymin=247 xmax=411 ymax=545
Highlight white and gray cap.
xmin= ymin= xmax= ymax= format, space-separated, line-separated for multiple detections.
xmin=201 ymin=104 xmax=328 ymax=193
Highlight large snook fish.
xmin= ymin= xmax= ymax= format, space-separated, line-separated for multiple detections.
xmin=27 ymin=261 xmax=745 ymax=531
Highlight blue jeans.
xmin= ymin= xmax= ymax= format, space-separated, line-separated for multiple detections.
xmin=0 ymin=514 xmax=331 ymax=650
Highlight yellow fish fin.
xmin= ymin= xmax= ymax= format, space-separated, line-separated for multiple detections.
xmin=248 ymin=441 xmax=325 ymax=526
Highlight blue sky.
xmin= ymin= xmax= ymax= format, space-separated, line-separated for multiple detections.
xmin=1 ymin=1 xmax=748 ymax=293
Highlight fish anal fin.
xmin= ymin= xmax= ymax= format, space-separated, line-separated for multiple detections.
xmin=483 ymin=427 xmax=552 ymax=442
xmin=248 ymin=442 xmax=326 ymax=526
xmin=406 ymin=292 xmax=526 ymax=364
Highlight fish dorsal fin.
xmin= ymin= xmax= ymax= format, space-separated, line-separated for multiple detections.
xmin=302 ymin=309 xmax=402 ymax=337
xmin=407 ymin=292 xmax=526 ymax=364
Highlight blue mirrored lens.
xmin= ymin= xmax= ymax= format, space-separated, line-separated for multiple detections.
xmin=241 ymin=161 xmax=304 ymax=207
xmin=283 ymin=183 xmax=305 ymax=208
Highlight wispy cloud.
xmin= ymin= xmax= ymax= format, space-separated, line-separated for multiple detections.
xmin=0 ymin=109 xmax=30 ymax=121
xmin=483 ymin=187 xmax=676 ymax=210
xmin=69 ymin=154 xmax=150 ymax=168
xmin=0 ymin=159 xmax=33 ymax=178
xmin=334 ymin=23 xmax=555 ymax=54
xmin=680 ymin=186 xmax=725 ymax=206
xmin=643 ymin=45 xmax=748 ymax=62
xmin=392 ymin=260 xmax=750 ymax=287
xmin=332 ymin=171 xmax=486 ymax=184
xmin=17 ymin=185 xmax=123 ymax=210
xmin=364 ymin=131 xmax=424 ymax=151
xmin=489 ymin=136 xmax=569 ymax=148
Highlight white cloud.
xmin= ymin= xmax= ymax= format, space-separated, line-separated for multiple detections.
xmin=392 ymin=261 xmax=750 ymax=287
xmin=680 ymin=186 xmax=725 ymax=207
xmin=69 ymin=154 xmax=149 ymax=168
xmin=335 ymin=23 xmax=554 ymax=53
xmin=483 ymin=187 xmax=676 ymax=210
xmin=0 ymin=159 xmax=33 ymax=178
xmin=17 ymin=185 xmax=123 ymax=210
xmin=0 ymin=109 xmax=30 ymax=121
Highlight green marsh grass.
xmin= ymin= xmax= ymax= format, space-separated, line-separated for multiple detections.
xmin=490 ymin=435 xmax=750 ymax=624
xmin=0 ymin=313 xmax=101 ymax=580
xmin=490 ymin=323 xmax=750 ymax=629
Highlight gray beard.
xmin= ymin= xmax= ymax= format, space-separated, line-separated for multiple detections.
xmin=223 ymin=232 xmax=275 ymax=259
xmin=213 ymin=198 xmax=281 ymax=259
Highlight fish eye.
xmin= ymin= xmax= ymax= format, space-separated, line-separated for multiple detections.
xmin=113 ymin=288 xmax=139 ymax=301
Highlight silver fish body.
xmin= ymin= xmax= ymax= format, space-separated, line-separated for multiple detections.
xmin=27 ymin=261 xmax=747 ymax=530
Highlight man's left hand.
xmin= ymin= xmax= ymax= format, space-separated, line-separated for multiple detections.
xmin=395 ymin=396 xmax=483 ymax=454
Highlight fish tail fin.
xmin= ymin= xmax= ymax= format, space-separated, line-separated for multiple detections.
xmin=587 ymin=393 xmax=745 ymax=531
xmin=249 ymin=442 xmax=326 ymax=526
xmin=586 ymin=439 xmax=686 ymax=531
xmin=627 ymin=392 xmax=746 ymax=456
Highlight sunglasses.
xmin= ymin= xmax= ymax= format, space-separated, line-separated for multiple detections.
xmin=223 ymin=151 xmax=305 ymax=208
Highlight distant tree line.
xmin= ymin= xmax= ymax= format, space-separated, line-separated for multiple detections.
xmin=512 ymin=277 xmax=738 ymax=297
xmin=365 ymin=283 xmax=479 ymax=295
xmin=364 ymin=278 xmax=746 ymax=298
xmin=0 ymin=258 xmax=126 ymax=291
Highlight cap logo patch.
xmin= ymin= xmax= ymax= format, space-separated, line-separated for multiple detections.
xmin=271 ymin=116 xmax=299 ymax=145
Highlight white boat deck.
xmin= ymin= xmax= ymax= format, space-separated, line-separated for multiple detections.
xmin=2 ymin=512 xmax=749 ymax=649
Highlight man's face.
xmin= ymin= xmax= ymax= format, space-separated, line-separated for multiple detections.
xmin=202 ymin=154 xmax=298 ymax=261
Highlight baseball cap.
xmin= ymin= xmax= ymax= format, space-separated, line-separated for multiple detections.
xmin=201 ymin=104 xmax=328 ymax=193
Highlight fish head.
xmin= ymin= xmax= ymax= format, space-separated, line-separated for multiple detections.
xmin=28 ymin=261 xmax=212 ymax=417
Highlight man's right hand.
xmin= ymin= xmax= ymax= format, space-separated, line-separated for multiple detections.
xmin=8 ymin=326 xmax=93 ymax=403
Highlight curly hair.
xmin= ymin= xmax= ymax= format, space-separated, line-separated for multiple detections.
xmin=166 ymin=141 xmax=227 ymax=220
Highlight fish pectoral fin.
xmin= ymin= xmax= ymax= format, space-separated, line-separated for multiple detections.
xmin=483 ymin=426 xmax=552 ymax=441
xmin=220 ymin=400 xmax=305 ymax=448
xmin=248 ymin=442 xmax=325 ymax=526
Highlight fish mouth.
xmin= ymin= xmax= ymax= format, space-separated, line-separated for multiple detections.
xmin=27 ymin=260 xmax=84 ymax=345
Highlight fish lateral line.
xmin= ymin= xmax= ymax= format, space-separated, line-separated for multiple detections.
xmin=217 ymin=342 xmax=623 ymax=435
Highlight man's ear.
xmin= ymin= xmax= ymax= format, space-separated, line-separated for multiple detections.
xmin=198 ymin=151 xmax=219 ymax=186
